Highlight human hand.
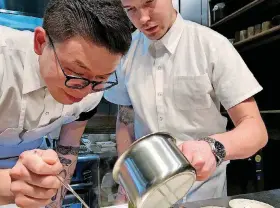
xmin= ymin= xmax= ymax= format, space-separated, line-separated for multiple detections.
xmin=179 ymin=140 xmax=217 ymax=181
xmin=115 ymin=185 xmax=128 ymax=205
xmin=10 ymin=149 xmax=63 ymax=208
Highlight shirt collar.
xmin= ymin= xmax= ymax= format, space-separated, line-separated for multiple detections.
xmin=145 ymin=13 xmax=185 ymax=54
xmin=22 ymin=50 xmax=46 ymax=94
xmin=160 ymin=13 xmax=184 ymax=54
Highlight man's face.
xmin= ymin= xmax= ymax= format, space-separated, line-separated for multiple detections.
xmin=34 ymin=28 xmax=121 ymax=105
xmin=122 ymin=0 xmax=176 ymax=40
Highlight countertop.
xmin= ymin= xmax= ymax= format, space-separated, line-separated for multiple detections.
xmin=175 ymin=189 xmax=280 ymax=207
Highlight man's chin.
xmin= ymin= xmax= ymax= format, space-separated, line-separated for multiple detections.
xmin=56 ymin=96 xmax=75 ymax=105
xmin=49 ymin=91 xmax=74 ymax=105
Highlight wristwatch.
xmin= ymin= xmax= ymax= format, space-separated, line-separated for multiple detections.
xmin=198 ymin=137 xmax=226 ymax=166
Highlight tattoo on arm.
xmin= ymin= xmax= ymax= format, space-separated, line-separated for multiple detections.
xmin=47 ymin=145 xmax=80 ymax=207
xmin=118 ymin=105 xmax=134 ymax=125
xmin=56 ymin=145 xmax=80 ymax=156
xmin=58 ymin=156 xmax=72 ymax=166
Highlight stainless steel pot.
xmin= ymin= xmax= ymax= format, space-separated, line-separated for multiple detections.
xmin=113 ymin=132 xmax=196 ymax=208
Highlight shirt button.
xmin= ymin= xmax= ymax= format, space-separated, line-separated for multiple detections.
xmin=158 ymin=66 xmax=162 ymax=70
xmin=159 ymin=117 xmax=163 ymax=121
xmin=45 ymin=112 xmax=49 ymax=115
xmin=158 ymin=93 xmax=163 ymax=96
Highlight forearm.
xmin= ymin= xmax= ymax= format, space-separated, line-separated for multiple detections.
xmin=0 ymin=169 xmax=14 ymax=205
xmin=212 ymin=116 xmax=268 ymax=160
xmin=0 ymin=169 xmax=12 ymax=196
xmin=46 ymin=145 xmax=79 ymax=208
xmin=116 ymin=105 xmax=135 ymax=156
xmin=47 ymin=121 xmax=87 ymax=208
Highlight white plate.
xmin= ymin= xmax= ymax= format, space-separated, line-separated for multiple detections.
xmin=229 ymin=198 xmax=274 ymax=208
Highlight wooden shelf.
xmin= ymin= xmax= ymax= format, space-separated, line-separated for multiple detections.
xmin=234 ymin=25 xmax=280 ymax=52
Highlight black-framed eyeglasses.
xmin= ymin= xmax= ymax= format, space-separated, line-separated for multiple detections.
xmin=47 ymin=33 xmax=118 ymax=92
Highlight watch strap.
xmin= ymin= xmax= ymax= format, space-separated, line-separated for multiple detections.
xmin=198 ymin=137 xmax=226 ymax=166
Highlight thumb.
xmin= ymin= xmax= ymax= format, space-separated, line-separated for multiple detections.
xmin=10 ymin=161 xmax=24 ymax=180
xmin=191 ymin=153 xmax=205 ymax=171
xmin=21 ymin=149 xmax=62 ymax=175
xmin=39 ymin=149 xmax=59 ymax=165
xmin=178 ymin=143 xmax=183 ymax=152
xmin=179 ymin=143 xmax=194 ymax=165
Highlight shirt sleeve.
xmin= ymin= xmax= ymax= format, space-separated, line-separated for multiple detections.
xmin=76 ymin=107 xmax=97 ymax=121
xmin=104 ymin=58 xmax=132 ymax=106
xmin=212 ymin=38 xmax=263 ymax=110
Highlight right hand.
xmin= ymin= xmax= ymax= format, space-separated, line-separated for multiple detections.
xmin=115 ymin=185 xmax=128 ymax=205
xmin=10 ymin=149 xmax=63 ymax=208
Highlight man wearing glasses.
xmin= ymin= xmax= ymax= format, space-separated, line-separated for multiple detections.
xmin=104 ymin=0 xmax=268 ymax=203
xmin=0 ymin=0 xmax=131 ymax=207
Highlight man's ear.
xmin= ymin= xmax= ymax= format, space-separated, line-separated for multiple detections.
xmin=34 ymin=27 xmax=47 ymax=55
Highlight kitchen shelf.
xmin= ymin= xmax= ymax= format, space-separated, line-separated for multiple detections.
xmin=211 ymin=0 xmax=264 ymax=28
xmin=210 ymin=0 xmax=244 ymax=6
xmin=234 ymin=25 xmax=280 ymax=52
xmin=211 ymin=0 xmax=280 ymax=33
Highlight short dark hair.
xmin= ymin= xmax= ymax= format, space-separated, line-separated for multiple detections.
xmin=43 ymin=0 xmax=131 ymax=55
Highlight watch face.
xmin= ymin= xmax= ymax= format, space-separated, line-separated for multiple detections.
xmin=214 ymin=141 xmax=226 ymax=158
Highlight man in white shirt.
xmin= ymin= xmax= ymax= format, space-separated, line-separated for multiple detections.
xmin=0 ymin=0 xmax=131 ymax=207
xmin=104 ymin=0 xmax=268 ymax=203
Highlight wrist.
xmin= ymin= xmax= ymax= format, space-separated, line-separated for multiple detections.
xmin=198 ymin=137 xmax=226 ymax=166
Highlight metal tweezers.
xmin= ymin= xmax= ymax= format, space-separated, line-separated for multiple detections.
xmin=56 ymin=176 xmax=90 ymax=208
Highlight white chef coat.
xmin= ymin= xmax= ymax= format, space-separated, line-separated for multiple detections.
xmin=0 ymin=25 xmax=103 ymax=169
xmin=104 ymin=13 xmax=262 ymax=201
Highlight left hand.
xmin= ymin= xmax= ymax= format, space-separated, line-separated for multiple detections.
xmin=10 ymin=149 xmax=63 ymax=208
xmin=179 ymin=140 xmax=217 ymax=181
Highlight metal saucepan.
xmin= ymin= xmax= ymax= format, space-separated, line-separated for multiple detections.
xmin=113 ymin=132 xmax=196 ymax=208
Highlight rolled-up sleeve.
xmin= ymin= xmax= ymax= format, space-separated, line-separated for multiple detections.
xmin=104 ymin=58 xmax=132 ymax=106
xmin=212 ymin=38 xmax=263 ymax=110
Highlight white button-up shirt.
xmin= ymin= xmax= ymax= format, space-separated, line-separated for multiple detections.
xmin=104 ymin=13 xmax=262 ymax=144
xmin=0 ymin=25 xmax=103 ymax=168
xmin=104 ymin=14 xmax=262 ymax=201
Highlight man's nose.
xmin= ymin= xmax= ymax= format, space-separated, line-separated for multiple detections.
xmin=77 ymin=84 xmax=93 ymax=97
xmin=139 ymin=8 xmax=150 ymax=25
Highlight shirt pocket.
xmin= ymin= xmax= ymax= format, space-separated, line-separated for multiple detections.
xmin=173 ymin=73 xmax=213 ymax=110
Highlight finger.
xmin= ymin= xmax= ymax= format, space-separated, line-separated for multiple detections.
xmin=178 ymin=143 xmax=183 ymax=152
xmin=180 ymin=143 xmax=193 ymax=163
xmin=191 ymin=152 xmax=205 ymax=171
xmin=10 ymin=164 xmax=61 ymax=189
xmin=196 ymin=158 xmax=217 ymax=181
xmin=39 ymin=149 xmax=59 ymax=165
xmin=10 ymin=160 xmax=25 ymax=182
xmin=14 ymin=194 xmax=52 ymax=208
xmin=11 ymin=180 xmax=57 ymax=200
xmin=20 ymin=150 xmax=62 ymax=175
xmin=40 ymin=149 xmax=63 ymax=174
